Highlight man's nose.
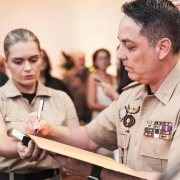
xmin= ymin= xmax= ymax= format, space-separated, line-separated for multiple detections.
xmin=116 ymin=45 xmax=127 ymax=61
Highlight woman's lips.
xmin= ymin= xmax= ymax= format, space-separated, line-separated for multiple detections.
xmin=24 ymin=75 xmax=34 ymax=79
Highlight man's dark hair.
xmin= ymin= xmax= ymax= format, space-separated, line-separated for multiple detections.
xmin=122 ymin=0 xmax=180 ymax=54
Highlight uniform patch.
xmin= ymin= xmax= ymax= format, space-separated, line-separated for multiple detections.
xmin=144 ymin=120 xmax=172 ymax=140
xmin=119 ymin=107 xmax=127 ymax=121
xmin=119 ymin=105 xmax=140 ymax=128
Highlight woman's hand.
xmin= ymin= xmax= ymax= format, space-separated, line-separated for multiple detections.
xmin=95 ymin=81 xmax=119 ymax=100
xmin=25 ymin=112 xmax=52 ymax=136
xmin=17 ymin=140 xmax=47 ymax=162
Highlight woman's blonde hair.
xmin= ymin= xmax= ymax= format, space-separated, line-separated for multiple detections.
xmin=4 ymin=28 xmax=41 ymax=58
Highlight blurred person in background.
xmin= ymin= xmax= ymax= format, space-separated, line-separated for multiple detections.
xmin=86 ymin=48 xmax=117 ymax=159
xmin=0 ymin=55 xmax=8 ymax=87
xmin=63 ymin=52 xmax=91 ymax=125
xmin=39 ymin=49 xmax=71 ymax=97
xmin=95 ymin=46 xmax=134 ymax=100
xmin=86 ymin=48 xmax=117 ymax=119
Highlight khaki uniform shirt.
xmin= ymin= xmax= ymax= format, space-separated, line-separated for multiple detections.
xmin=0 ymin=79 xmax=79 ymax=172
xmin=86 ymin=60 xmax=180 ymax=172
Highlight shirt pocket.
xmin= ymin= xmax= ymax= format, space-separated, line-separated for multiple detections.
xmin=118 ymin=128 xmax=131 ymax=164
xmin=141 ymin=137 xmax=171 ymax=172
xmin=5 ymin=117 xmax=24 ymax=122
xmin=5 ymin=117 xmax=24 ymax=136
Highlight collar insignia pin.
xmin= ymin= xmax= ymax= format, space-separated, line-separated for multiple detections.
xmin=161 ymin=92 xmax=168 ymax=98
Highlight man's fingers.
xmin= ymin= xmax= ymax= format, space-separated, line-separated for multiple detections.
xmin=50 ymin=154 xmax=67 ymax=166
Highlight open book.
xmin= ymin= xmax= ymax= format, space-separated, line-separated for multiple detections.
xmin=12 ymin=129 xmax=144 ymax=179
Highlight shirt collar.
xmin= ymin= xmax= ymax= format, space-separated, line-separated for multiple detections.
xmin=3 ymin=79 xmax=51 ymax=98
xmin=134 ymin=60 xmax=180 ymax=104
xmin=155 ymin=60 xmax=180 ymax=105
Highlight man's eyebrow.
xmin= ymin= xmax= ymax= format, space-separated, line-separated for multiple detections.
xmin=118 ymin=36 xmax=135 ymax=43
xmin=122 ymin=38 xmax=135 ymax=43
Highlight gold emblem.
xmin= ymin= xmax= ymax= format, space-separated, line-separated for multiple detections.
xmin=126 ymin=105 xmax=140 ymax=114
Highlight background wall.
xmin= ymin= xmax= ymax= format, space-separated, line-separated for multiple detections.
xmin=0 ymin=0 xmax=127 ymax=78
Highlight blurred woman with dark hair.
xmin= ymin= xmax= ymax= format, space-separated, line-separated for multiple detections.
xmin=39 ymin=49 xmax=71 ymax=97
xmin=87 ymin=48 xmax=117 ymax=119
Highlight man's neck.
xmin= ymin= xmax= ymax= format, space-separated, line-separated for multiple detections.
xmin=149 ymin=57 xmax=179 ymax=92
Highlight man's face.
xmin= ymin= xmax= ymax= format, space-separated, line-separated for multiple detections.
xmin=73 ymin=52 xmax=85 ymax=72
xmin=117 ymin=15 xmax=161 ymax=85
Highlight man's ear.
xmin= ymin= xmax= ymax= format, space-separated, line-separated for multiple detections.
xmin=155 ymin=38 xmax=171 ymax=60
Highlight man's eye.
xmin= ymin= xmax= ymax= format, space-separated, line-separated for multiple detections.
xmin=127 ymin=47 xmax=135 ymax=50
xmin=14 ymin=61 xmax=22 ymax=65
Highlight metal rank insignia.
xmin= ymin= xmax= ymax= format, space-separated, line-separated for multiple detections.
xmin=144 ymin=121 xmax=172 ymax=140
xmin=119 ymin=105 xmax=140 ymax=128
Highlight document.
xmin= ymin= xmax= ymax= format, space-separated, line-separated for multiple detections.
xmin=12 ymin=129 xmax=144 ymax=179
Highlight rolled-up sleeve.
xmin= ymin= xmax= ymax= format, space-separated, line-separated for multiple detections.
xmin=86 ymin=102 xmax=118 ymax=151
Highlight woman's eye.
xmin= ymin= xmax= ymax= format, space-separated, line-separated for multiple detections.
xmin=30 ymin=59 xmax=37 ymax=63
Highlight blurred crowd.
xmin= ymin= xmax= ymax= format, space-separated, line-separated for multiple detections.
xmin=0 ymin=48 xmax=132 ymax=124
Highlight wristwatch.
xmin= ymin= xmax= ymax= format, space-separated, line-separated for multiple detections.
xmin=87 ymin=165 xmax=102 ymax=180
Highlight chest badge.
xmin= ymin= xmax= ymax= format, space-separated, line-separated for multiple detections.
xmin=119 ymin=107 xmax=127 ymax=121
xmin=119 ymin=105 xmax=140 ymax=128
xmin=123 ymin=115 xmax=135 ymax=127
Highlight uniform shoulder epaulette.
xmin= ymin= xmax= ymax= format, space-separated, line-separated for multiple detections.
xmin=122 ymin=81 xmax=141 ymax=91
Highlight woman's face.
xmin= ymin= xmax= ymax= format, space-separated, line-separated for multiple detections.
xmin=95 ymin=51 xmax=110 ymax=70
xmin=5 ymin=41 xmax=42 ymax=92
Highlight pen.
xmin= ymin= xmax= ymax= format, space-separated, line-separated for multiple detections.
xmin=34 ymin=98 xmax=44 ymax=135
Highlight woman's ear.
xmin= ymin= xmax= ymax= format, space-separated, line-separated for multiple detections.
xmin=155 ymin=38 xmax=171 ymax=60
xmin=4 ymin=58 xmax=9 ymax=69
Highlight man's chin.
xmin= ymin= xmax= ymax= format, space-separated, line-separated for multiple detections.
xmin=127 ymin=73 xmax=139 ymax=81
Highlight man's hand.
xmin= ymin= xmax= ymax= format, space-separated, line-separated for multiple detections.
xmin=25 ymin=112 xmax=52 ymax=136
xmin=17 ymin=140 xmax=47 ymax=162
xmin=51 ymin=154 xmax=92 ymax=177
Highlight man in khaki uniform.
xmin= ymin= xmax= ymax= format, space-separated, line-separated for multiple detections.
xmin=21 ymin=0 xmax=180 ymax=180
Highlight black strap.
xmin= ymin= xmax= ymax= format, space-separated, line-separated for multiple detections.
xmin=88 ymin=165 xmax=102 ymax=180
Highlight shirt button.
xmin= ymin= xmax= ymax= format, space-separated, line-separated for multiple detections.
xmin=142 ymin=115 xmax=146 ymax=118
xmin=134 ymin=141 xmax=137 ymax=146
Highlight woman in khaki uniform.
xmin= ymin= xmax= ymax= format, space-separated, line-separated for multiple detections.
xmin=0 ymin=28 xmax=79 ymax=180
